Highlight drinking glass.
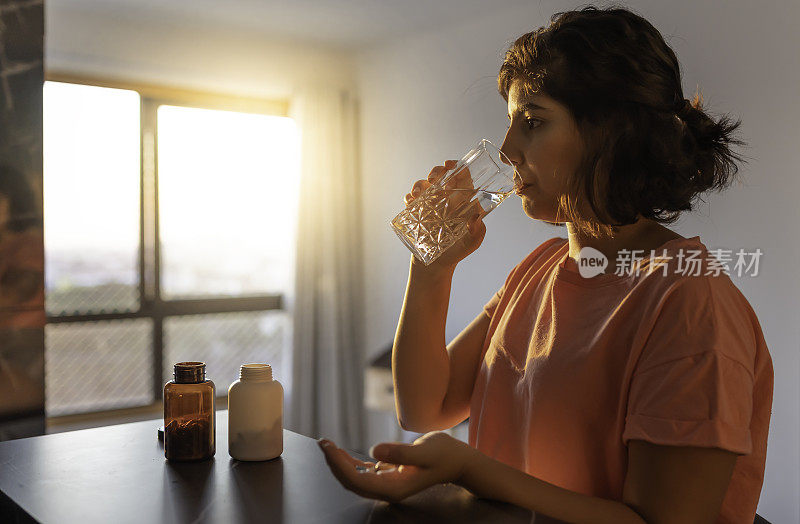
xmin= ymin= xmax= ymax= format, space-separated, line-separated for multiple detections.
xmin=390 ymin=139 xmax=515 ymax=266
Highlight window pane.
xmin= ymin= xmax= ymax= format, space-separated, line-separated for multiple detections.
xmin=43 ymin=82 xmax=140 ymax=315
xmin=45 ymin=319 xmax=153 ymax=416
xmin=157 ymin=106 xmax=299 ymax=299
xmin=163 ymin=311 xmax=288 ymax=394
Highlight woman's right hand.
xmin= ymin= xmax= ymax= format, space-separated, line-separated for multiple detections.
xmin=403 ymin=160 xmax=487 ymax=273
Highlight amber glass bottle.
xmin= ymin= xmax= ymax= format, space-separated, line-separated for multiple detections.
xmin=164 ymin=362 xmax=216 ymax=461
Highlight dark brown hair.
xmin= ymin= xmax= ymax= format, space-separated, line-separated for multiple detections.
xmin=499 ymin=4 xmax=747 ymax=237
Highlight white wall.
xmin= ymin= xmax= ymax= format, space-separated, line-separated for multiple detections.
xmin=357 ymin=1 xmax=799 ymax=522
xmin=46 ymin=3 xmax=355 ymax=98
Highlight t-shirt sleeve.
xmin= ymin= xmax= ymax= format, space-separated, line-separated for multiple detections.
xmin=482 ymin=288 xmax=503 ymax=319
xmin=622 ymin=275 xmax=757 ymax=455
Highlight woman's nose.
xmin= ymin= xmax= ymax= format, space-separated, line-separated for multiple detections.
xmin=499 ymin=129 xmax=521 ymax=167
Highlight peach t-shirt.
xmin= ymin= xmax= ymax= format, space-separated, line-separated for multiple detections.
xmin=469 ymin=236 xmax=773 ymax=524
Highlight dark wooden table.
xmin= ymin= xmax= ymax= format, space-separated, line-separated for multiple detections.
xmin=0 ymin=411 xmax=555 ymax=523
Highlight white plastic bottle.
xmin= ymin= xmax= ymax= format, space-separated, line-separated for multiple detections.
xmin=228 ymin=363 xmax=283 ymax=461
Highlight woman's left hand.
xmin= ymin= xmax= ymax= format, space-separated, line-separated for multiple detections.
xmin=317 ymin=431 xmax=475 ymax=503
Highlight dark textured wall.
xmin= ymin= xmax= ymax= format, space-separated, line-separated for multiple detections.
xmin=0 ymin=0 xmax=45 ymax=440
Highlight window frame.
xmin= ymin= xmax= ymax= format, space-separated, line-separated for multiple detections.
xmin=44 ymin=73 xmax=291 ymax=412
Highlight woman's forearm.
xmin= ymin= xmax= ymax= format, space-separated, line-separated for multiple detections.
xmin=456 ymin=448 xmax=646 ymax=524
xmin=391 ymin=256 xmax=455 ymax=431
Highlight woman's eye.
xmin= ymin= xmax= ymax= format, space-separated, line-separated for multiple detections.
xmin=525 ymin=118 xmax=542 ymax=130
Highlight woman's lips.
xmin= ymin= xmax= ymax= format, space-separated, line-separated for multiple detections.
xmin=513 ymin=170 xmax=534 ymax=194
xmin=513 ymin=170 xmax=533 ymax=190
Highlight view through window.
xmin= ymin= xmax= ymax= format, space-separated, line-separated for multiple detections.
xmin=43 ymin=80 xmax=298 ymax=417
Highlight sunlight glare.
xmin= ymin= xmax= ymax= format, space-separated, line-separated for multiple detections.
xmin=157 ymin=105 xmax=300 ymax=298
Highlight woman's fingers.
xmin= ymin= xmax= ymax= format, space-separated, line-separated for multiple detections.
xmin=410 ymin=160 xmax=458 ymax=205
xmin=374 ymin=460 xmax=396 ymax=472
xmin=444 ymin=167 xmax=474 ymax=194
xmin=426 ymin=165 xmax=446 ymax=182
xmin=320 ymin=444 xmax=370 ymax=482
xmin=412 ymin=180 xmax=431 ymax=196
xmin=318 ymin=439 xmax=373 ymax=468
xmin=405 ymin=160 xmax=458 ymax=207
xmin=404 ymin=180 xmax=432 ymax=206
xmin=427 ymin=160 xmax=458 ymax=183
xmin=319 ymin=443 xmax=414 ymax=502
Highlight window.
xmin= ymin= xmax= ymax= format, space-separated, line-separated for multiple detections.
xmin=43 ymin=80 xmax=299 ymax=417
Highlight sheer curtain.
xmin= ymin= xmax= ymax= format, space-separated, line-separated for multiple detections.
xmin=286 ymin=86 xmax=366 ymax=452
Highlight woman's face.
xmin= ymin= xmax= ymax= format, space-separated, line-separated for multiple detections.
xmin=500 ymin=80 xmax=586 ymax=223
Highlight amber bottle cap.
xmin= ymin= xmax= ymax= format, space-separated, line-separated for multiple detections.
xmin=173 ymin=362 xmax=206 ymax=383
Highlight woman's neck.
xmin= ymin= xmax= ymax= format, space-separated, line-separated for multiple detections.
xmin=565 ymin=219 xmax=684 ymax=275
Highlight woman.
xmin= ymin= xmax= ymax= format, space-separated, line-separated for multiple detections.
xmin=318 ymin=6 xmax=773 ymax=523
